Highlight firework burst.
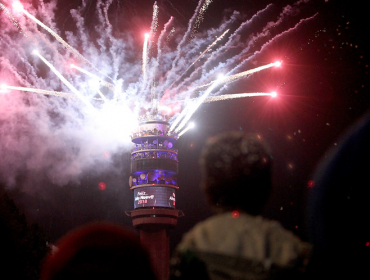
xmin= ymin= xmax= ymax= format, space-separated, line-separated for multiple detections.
xmin=0 ymin=0 xmax=316 ymax=188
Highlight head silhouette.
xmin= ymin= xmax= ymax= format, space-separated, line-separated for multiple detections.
xmin=40 ymin=221 xmax=156 ymax=280
xmin=200 ymin=131 xmax=272 ymax=215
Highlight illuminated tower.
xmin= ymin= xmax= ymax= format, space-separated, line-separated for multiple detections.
xmin=127 ymin=113 xmax=182 ymax=280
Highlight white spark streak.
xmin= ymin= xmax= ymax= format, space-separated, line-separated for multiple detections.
xmin=33 ymin=51 xmax=95 ymax=110
xmin=204 ymin=92 xmax=276 ymax=103
xmin=142 ymin=33 xmax=150 ymax=85
xmin=70 ymin=64 xmax=115 ymax=93
xmin=178 ymin=122 xmax=195 ymax=138
xmin=172 ymin=76 xmax=222 ymax=133
xmin=0 ymin=84 xmax=78 ymax=99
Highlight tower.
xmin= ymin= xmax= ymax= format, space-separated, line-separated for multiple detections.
xmin=127 ymin=112 xmax=182 ymax=280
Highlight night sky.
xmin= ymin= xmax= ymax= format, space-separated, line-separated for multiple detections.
xmin=1 ymin=0 xmax=369 ymax=252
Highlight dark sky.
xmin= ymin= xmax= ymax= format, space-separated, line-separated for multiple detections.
xmin=1 ymin=0 xmax=369 ymax=252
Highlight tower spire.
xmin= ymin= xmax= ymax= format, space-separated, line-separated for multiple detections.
xmin=150 ymin=82 xmax=158 ymax=115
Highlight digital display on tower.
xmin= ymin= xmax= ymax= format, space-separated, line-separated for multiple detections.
xmin=134 ymin=187 xmax=176 ymax=209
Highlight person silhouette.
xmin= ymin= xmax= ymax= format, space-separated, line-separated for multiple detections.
xmin=171 ymin=131 xmax=311 ymax=280
xmin=40 ymin=221 xmax=157 ymax=280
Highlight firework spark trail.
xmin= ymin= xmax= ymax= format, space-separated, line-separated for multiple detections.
xmin=18 ymin=3 xmax=114 ymax=83
xmin=141 ymin=1 xmax=160 ymax=96
xmin=68 ymin=5 xmax=115 ymax=87
xmin=148 ymin=16 xmax=175 ymax=105
xmin=95 ymin=88 xmax=107 ymax=101
xmin=223 ymin=62 xmax=280 ymax=83
xmin=0 ymin=57 xmax=36 ymax=88
xmin=161 ymin=8 xmax=242 ymax=100
xmin=0 ymin=34 xmax=44 ymax=88
xmin=163 ymin=0 xmax=208 ymax=90
xmin=173 ymin=4 xmax=274 ymax=94
xmin=168 ymin=101 xmax=191 ymax=132
xmin=177 ymin=122 xmax=194 ymax=138
xmin=178 ymin=61 xmax=279 ymax=95
xmin=142 ymin=33 xmax=150 ymax=86
xmin=0 ymin=2 xmax=26 ymax=36
xmin=216 ymin=13 xmax=318 ymax=94
xmin=167 ymin=27 xmax=176 ymax=42
xmin=67 ymin=7 xmax=91 ymax=57
xmin=0 ymin=6 xmax=70 ymax=91
xmin=96 ymin=0 xmax=115 ymax=45
xmin=94 ymin=0 xmax=126 ymax=85
xmin=219 ymin=0 xmax=314 ymax=77
xmin=176 ymin=3 xmax=316 ymax=98
xmin=172 ymin=77 xmax=222 ymax=133
xmin=148 ymin=1 xmax=159 ymax=55
xmin=168 ymin=28 xmax=229 ymax=90
xmin=170 ymin=62 xmax=278 ymax=132
xmin=96 ymin=0 xmax=114 ymax=41
xmin=1 ymin=85 xmax=78 ymax=100
xmin=33 ymin=50 xmax=95 ymax=110
xmin=102 ymin=0 xmax=114 ymax=30
xmin=101 ymin=0 xmax=118 ymax=65
xmin=35 ymin=0 xmax=61 ymax=38
xmin=258 ymin=12 xmax=318 ymax=54
xmin=156 ymin=16 xmax=175 ymax=64
xmin=204 ymin=92 xmax=275 ymax=103
xmin=70 ymin=64 xmax=115 ymax=93
xmin=189 ymin=0 xmax=213 ymax=41
xmin=19 ymin=7 xmax=93 ymax=67
xmin=189 ymin=28 xmax=230 ymax=67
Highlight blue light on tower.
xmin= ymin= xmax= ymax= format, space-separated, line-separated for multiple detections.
xmin=129 ymin=113 xmax=179 ymax=209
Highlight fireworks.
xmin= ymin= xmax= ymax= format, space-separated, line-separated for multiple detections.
xmin=0 ymin=0 xmax=317 ymax=188
xmin=0 ymin=2 xmax=26 ymax=35
xmin=32 ymin=50 xmax=95 ymax=110
xmin=0 ymin=1 xmax=308 ymax=114
xmin=189 ymin=0 xmax=213 ymax=41
xmin=142 ymin=33 xmax=150 ymax=86
xmin=148 ymin=2 xmax=159 ymax=55
xmin=20 ymin=3 xmax=93 ymax=68
xmin=171 ymin=74 xmax=224 ymax=133
xmin=169 ymin=28 xmax=230 ymax=90
xmin=222 ymin=61 xmax=282 ymax=84
xmin=167 ymin=27 xmax=176 ymax=42
xmin=70 ymin=64 xmax=115 ymax=93
xmin=178 ymin=122 xmax=195 ymax=138
xmin=0 ymin=84 xmax=77 ymax=99
xmin=203 ymin=92 xmax=278 ymax=103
